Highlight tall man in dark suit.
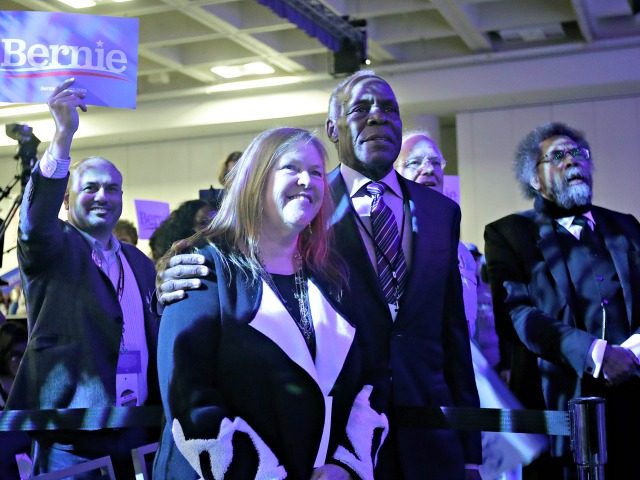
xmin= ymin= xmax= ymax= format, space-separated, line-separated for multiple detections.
xmin=158 ymin=71 xmax=481 ymax=479
xmin=484 ymin=122 xmax=640 ymax=478
xmin=324 ymin=71 xmax=481 ymax=479
xmin=7 ymin=79 xmax=160 ymax=478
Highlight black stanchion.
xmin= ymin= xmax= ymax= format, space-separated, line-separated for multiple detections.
xmin=569 ymin=397 xmax=607 ymax=479
xmin=0 ymin=398 xmax=608 ymax=477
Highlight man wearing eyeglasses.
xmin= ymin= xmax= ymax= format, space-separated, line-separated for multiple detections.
xmin=484 ymin=122 xmax=640 ymax=478
xmin=395 ymin=131 xmax=447 ymax=192
xmin=394 ymin=131 xmax=478 ymax=330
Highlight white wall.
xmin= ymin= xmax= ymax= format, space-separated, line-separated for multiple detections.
xmin=457 ymin=94 xmax=640 ymax=250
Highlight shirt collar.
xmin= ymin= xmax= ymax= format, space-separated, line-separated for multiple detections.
xmin=69 ymin=222 xmax=121 ymax=255
xmin=556 ymin=210 xmax=595 ymax=230
xmin=339 ymin=163 xmax=403 ymax=200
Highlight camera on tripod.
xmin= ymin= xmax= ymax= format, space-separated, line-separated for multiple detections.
xmin=5 ymin=123 xmax=40 ymax=189
xmin=0 ymin=123 xmax=41 ymax=267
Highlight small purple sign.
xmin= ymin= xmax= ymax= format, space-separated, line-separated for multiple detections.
xmin=0 ymin=11 xmax=138 ymax=109
xmin=134 ymin=199 xmax=170 ymax=240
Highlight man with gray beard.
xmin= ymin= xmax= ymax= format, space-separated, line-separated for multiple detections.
xmin=484 ymin=122 xmax=640 ymax=479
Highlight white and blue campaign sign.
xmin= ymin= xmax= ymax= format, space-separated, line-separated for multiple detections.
xmin=0 ymin=11 xmax=138 ymax=109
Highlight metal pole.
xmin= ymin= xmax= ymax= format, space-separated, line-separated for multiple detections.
xmin=569 ymin=397 xmax=606 ymax=480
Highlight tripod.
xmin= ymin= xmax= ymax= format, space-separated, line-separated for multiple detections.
xmin=0 ymin=175 xmax=23 ymax=243
xmin=0 ymin=129 xmax=39 ymax=268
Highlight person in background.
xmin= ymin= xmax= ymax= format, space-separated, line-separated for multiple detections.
xmin=467 ymin=245 xmax=501 ymax=370
xmin=8 ymin=79 xmax=160 ymax=478
xmin=218 ymin=150 xmax=242 ymax=187
xmin=153 ymin=128 xmax=388 ymax=480
xmin=485 ymin=122 xmax=640 ymax=478
xmin=395 ymin=130 xmax=546 ymax=479
xmin=0 ymin=321 xmax=31 ymax=480
xmin=114 ymin=218 xmax=138 ymax=246
xmin=8 ymin=284 xmax=26 ymax=317
xmin=394 ymin=131 xmax=478 ymax=334
xmin=0 ymin=321 xmax=27 ymax=407
xmin=149 ymin=199 xmax=214 ymax=262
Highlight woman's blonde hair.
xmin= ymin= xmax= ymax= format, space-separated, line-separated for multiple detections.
xmin=161 ymin=127 xmax=345 ymax=288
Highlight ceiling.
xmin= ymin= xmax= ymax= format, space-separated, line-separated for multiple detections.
xmin=3 ymin=0 xmax=640 ymax=101
xmin=1 ymin=0 xmax=640 ymax=152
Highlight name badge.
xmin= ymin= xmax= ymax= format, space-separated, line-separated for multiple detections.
xmin=117 ymin=350 xmax=142 ymax=374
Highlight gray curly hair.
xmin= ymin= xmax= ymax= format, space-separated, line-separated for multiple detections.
xmin=514 ymin=122 xmax=590 ymax=199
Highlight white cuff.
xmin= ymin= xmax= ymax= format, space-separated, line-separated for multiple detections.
xmin=621 ymin=334 xmax=640 ymax=359
xmin=39 ymin=149 xmax=71 ymax=179
xmin=586 ymin=339 xmax=607 ymax=378
xmin=333 ymin=385 xmax=389 ymax=479
xmin=172 ymin=417 xmax=287 ymax=480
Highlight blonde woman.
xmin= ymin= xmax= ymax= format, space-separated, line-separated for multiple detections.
xmin=154 ymin=128 xmax=388 ymax=480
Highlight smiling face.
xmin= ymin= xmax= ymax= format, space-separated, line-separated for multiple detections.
xmin=65 ymin=158 xmax=123 ymax=245
xmin=329 ymin=76 xmax=402 ymax=180
xmin=397 ymin=135 xmax=445 ymax=192
xmin=262 ymin=141 xmax=325 ymax=240
xmin=532 ymin=135 xmax=593 ymax=208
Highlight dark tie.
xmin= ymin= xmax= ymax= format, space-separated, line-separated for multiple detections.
xmin=573 ymin=215 xmax=594 ymax=242
xmin=366 ymin=182 xmax=408 ymax=305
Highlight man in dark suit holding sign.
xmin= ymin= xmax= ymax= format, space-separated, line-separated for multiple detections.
xmin=8 ymin=79 xmax=159 ymax=478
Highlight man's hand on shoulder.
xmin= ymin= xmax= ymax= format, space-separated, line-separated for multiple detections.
xmin=157 ymin=251 xmax=209 ymax=305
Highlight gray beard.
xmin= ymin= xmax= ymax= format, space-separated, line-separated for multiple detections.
xmin=553 ymin=182 xmax=592 ymax=209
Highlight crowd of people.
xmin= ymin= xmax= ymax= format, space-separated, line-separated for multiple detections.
xmin=0 ymin=69 xmax=637 ymax=480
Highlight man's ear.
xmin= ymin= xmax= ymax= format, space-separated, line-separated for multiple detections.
xmin=529 ymin=176 xmax=541 ymax=192
xmin=326 ymin=119 xmax=338 ymax=144
xmin=63 ymin=191 xmax=70 ymax=210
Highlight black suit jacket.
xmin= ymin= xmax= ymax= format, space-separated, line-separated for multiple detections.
xmin=154 ymin=244 xmax=385 ymax=480
xmin=484 ymin=205 xmax=640 ymax=453
xmin=328 ymin=168 xmax=481 ymax=479
xmin=8 ymin=167 xmax=159 ymax=445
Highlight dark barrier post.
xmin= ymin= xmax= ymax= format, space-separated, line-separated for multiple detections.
xmin=569 ymin=397 xmax=606 ymax=479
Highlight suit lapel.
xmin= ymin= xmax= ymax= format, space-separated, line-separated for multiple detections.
xmin=249 ymin=279 xmax=354 ymax=395
xmin=535 ymin=212 xmax=572 ymax=307
xmin=308 ymin=281 xmax=355 ymax=395
xmin=328 ymin=168 xmax=389 ymax=314
xmin=593 ymin=208 xmax=633 ymax=324
xmin=397 ymin=177 xmax=430 ymax=309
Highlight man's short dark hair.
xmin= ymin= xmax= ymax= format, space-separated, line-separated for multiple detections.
xmin=514 ymin=122 xmax=591 ymax=199
xmin=327 ymin=69 xmax=381 ymax=125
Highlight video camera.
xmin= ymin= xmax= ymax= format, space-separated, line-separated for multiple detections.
xmin=5 ymin=123 xmax=40 ymax=189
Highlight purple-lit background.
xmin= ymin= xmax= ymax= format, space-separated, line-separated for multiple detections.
xmin=0 ymin=11 xmax=138 ymax=109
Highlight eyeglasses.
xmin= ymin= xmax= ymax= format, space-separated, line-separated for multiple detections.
xmin=402 ymin=156 xmax=447 ymax=171
xmin=537 ymin=147 xmax=590 ymax=166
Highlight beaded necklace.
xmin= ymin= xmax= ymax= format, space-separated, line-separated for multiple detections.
xmin=260 ymin=256 xmax=316 ymax=355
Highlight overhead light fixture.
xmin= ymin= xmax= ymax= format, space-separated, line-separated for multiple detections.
xmin=57 ymin=0 xmax=96 ymax=7
xmin=258 ymin=0 xmax=367 ymax=76
xmin=210 ymin=62 xmax=275 ymax=79
xmin=57 ymin=0 xmax=132 ymax=7
xmin=206 ymin=76 xmax=301 ymax=94
xmin=0 ymin=104 xmax=50 ymax=119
